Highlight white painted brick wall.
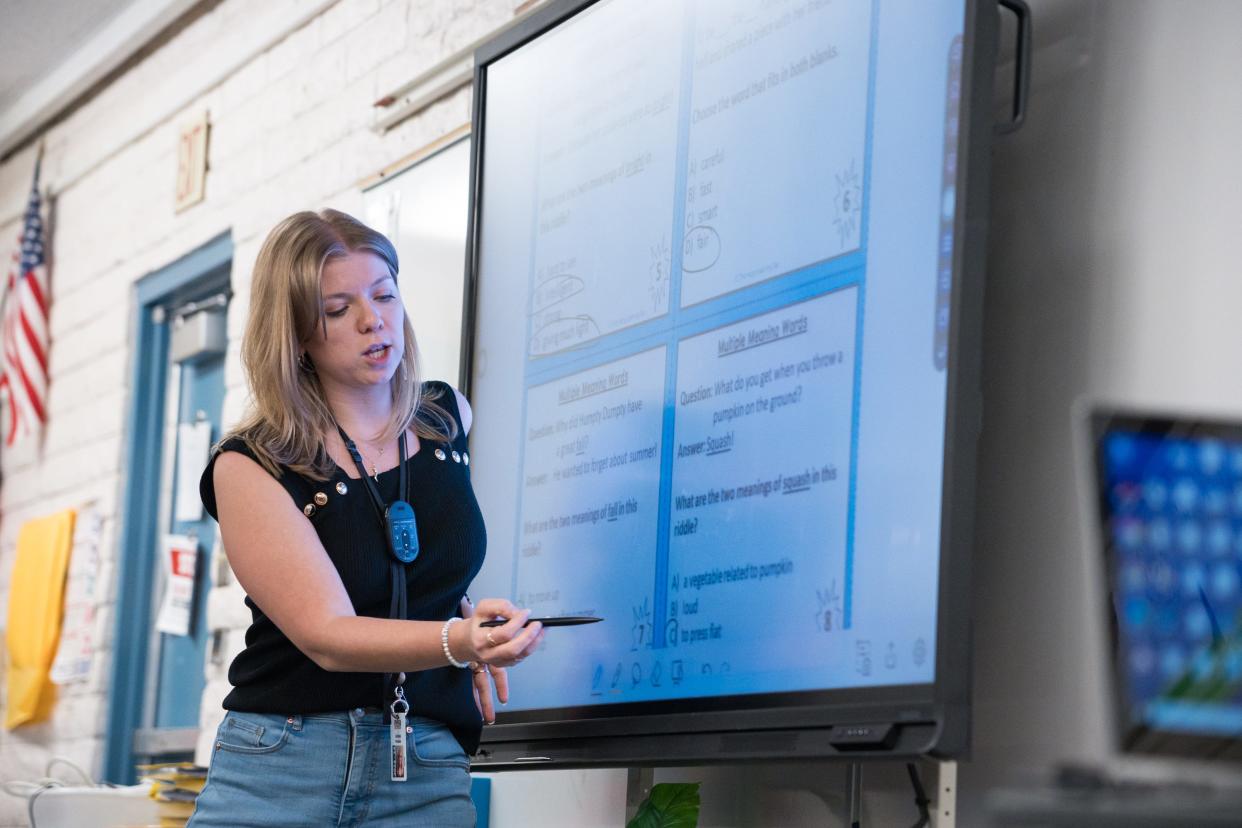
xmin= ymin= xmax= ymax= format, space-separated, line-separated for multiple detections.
xmin=0 ymin=0 xmax=529 ymax=824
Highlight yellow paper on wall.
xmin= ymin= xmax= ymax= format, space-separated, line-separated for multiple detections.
xmin=4 ymin=509 xmax=75 ymax=729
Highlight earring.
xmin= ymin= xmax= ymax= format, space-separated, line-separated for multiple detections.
xmin=298 ymin=352 xmax=315 ymax=373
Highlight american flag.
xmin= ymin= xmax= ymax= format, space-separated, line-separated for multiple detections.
xmin=0 ymin=160 xmax=50 ymax=447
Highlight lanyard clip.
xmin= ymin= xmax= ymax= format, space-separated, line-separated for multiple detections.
xmin=390 ymin=684 xmax=410 ymax=718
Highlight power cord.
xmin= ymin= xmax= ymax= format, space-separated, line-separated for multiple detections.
xmin=0 ymin=756 xmax=101 ymax=828
xmin=841 ymin=761 xmax=934 ymax=827
xmin=847 ymin=762 xmax=863 ymax=828
xmin=906 ymin=763 xmax=931 ymax=828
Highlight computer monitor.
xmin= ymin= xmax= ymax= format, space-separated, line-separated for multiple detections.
xmin=1091 ymin=410 xmax=1242 ymax=760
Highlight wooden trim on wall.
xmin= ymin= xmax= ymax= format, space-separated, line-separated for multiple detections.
xmin=357 ymin=122 xmax=471 ymax=191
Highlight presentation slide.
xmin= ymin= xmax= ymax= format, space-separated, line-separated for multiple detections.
xmin=666 ymin=291 xmax=856 ymax=679
xmin=682 ymin=0 xmax=869 ymax=305
xmin=469 ymin=0 xmax=966 ymax=711
xmin=515 ymin=346 xmax=666 ymax=637
xmin=528 ymin=0 xmax=681 ymax=354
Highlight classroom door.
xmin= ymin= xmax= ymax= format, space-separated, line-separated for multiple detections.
xmin=151 ymin=322 xmax=226 ymax=729
xmin=106 ymin=235 xmax=233 ymax=783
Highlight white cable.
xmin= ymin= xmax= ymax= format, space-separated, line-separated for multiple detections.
xmin=44 ymin=756 xmax=94 ymax=785
xmin=0 ymin=755 xmax=99 ymax=827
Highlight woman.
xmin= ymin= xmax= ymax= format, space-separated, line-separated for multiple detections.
xmin=189 ymin=209 xmax=542 ymax=827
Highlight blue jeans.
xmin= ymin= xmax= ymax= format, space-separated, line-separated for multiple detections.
xmin=187 ymin=709 xmax=475 ymax=827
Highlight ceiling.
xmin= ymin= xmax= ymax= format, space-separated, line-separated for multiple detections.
xmin=0 ymin=0 xmax=203 ymax=158
xmin=0 ymin=0 xmax=139 ymax=116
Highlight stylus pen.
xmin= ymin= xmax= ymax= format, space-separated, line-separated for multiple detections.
xmin=478 ymin=616 xmax=603 ymax=628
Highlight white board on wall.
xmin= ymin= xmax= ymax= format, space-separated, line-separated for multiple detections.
xmin=362 ymin=137 xmax=471 ymax=388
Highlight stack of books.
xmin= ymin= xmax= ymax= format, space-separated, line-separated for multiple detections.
xmin=136 ymin=763 xmax=208 ymax=828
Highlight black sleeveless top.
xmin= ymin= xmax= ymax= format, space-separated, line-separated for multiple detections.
xmin=198 ymin=381 xmax=486 ymax=754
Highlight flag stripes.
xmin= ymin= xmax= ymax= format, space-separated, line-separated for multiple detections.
xmin=0 ymin=159 xmax=51 ymax=446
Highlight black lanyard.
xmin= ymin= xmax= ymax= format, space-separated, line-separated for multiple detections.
xmin=337 ymin=427 xmax=408 ymax=538
xmin=336 ymin=426 xmax=419 ymax=562
xmin=336 ymin=424 xmax=418 ymax=707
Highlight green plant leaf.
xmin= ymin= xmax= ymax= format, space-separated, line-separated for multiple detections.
xmin=626 ymin=782 xmax=701 ymax=828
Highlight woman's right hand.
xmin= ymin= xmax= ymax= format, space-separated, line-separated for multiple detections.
xmin=451 ymin=598 xmax=544 ymax=669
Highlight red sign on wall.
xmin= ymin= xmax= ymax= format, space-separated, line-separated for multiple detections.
xmin=175 ymin=111 xmax=210 ymax=212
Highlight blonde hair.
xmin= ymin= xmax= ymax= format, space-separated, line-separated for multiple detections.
xmin=225 ymin=208 xmax=456 ymax=480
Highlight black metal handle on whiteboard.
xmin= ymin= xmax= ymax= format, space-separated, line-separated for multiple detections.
xmin=996 ymin=0 xmax=1031 ymax=134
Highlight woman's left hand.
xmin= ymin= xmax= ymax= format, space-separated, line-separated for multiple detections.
xmin=470 ymin=661 xmax=508 ymax=724
xmin=461 ymin=596 xmax=511 ymax=724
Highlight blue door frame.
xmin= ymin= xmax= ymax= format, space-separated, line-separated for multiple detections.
xmin=104 ymin=232 xmax=232 ymax=783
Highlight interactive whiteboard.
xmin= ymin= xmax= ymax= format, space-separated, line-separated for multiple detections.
xmin=465 ymin=0 xmax=991 ymax=763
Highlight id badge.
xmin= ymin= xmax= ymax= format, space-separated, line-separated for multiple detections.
xmin=390 ymin=685 xmax=409 ymax=782
xmin=390 ymin=709 xmax=408 ymax=782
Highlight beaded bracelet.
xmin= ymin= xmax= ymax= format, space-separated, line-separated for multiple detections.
xmin=441 ymin=617 xmax=469 ymax=668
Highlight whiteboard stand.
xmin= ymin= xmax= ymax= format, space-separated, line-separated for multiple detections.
xmin=624 ymin=766 xmax=655 ymax=823
xmin=843 ymin=759 xmax=956 ymax=828
xmin=927 ymin=759 xmax=958 ymax=828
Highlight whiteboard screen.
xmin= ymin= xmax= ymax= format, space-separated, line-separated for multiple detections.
xmin=363 ymin=137 xmax=471 ymax=386
xmin=468 ymin=0 xmax=972 ymax=720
